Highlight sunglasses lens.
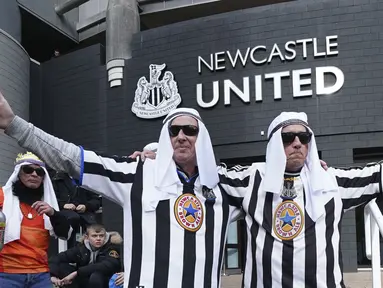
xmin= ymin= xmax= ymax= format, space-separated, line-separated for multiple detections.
xmin=298 ymin=133 xmax=312 ymax=144
xmin=22 ymin=166 xmax=45 ymax=177
xmin=22 ymin=166 xmax=34 ymax=174
xmin=182 ymin=125 xmax=199 ymax=136
xmin=35 ymin=168 xmax=45 ymax=177
xmin=281 ymin=133 xmax=296 ymax=144
xmin=169 ymin=126 xmax=181 ymax=137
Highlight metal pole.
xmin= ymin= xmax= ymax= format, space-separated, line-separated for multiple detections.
xmin=370 ymin=220 xmax=381 ymax=288
xmin=55 ymin=0 xmax=90 ymax=16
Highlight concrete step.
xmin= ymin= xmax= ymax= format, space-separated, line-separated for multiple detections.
xmin=221 ymin=272 xmax=383 ymax=288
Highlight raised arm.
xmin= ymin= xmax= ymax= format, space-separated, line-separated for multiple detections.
xmin=328 ymin=162 xmax=382 ymax=211
xmin=0 ymin=91 xmax=137 ymax=206
xmin=217 ymin=163 xmax=259 ymax=208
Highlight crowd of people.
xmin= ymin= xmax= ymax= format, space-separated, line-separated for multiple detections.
xmin=0 ymin=88 xmax=381 ymax=288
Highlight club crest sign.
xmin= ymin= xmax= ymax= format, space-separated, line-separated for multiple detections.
xmin=131 ymin=64 xmax=182 ymax=119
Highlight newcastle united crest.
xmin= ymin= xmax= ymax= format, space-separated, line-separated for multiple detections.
xmin=131 ymin=64 xmax=182 ymax=119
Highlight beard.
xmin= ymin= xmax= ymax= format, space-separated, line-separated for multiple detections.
xmin=12 ymin=180 xmax=44 ymax=206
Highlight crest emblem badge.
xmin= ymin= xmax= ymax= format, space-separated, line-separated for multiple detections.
xmin=131 ymin=64 xmax=182 ymax=119
xmin=174 ymin=193 xmax=204 ymax=232
xmin=273 ymin=200 xmax=304 ymax=241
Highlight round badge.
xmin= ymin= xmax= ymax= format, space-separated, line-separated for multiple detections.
xmin=174 ymin=193 xmax=204 ymax=232
xmin=273 ymin=200 xmax=304 ymax=241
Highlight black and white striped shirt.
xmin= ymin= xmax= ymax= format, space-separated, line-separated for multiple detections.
xmin=80 ymin=150 xmax=241 ymax=288
xmin=218 ymin=162 xmax=382 ymax=288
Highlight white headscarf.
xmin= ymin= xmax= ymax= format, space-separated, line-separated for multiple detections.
xmin=263 ymin=112 xmax=338 ymax=221
xmin=2 ymin=154 xmax=60 ymax=244
xmin=144 ymin=108 xmax=218 ymax=211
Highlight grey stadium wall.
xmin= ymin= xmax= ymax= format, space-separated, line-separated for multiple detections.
xmin=35 ymin=0 xmax=383 ymax=271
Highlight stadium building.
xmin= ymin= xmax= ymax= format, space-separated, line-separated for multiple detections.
xmin=0 ymin=0 xmax=383 ymax=273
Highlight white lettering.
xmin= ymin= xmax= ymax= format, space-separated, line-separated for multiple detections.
xmin=326 ymin=35 xmax=339 ymax=56
xmin=255 ymin=75 xmax=262 ymax=102
xmin=215 ymin=52 xmax=226 ymax=70
xmin=198 ymin=55 xmax=213 ymax=74
xmin=296 ymin=38 xmax=313 ymax=59
xmin=196 ymin=81 xmax=220 ymax=108
xmin=227 ymin=48 xmax=250 ymax=68
xmin=293 ymin=68 xmax=312 ymax=97
xmin=316 ymin=66 xmax=344 ymax=95
xmin=250 ymin=45 xmax=267 ymax=64
xmin=267 ymin=44 xmax=285 ymax=63
xmin=265 ymin=71 xmax=290 ymax=99
xmin=313 ymin=38 xmax=326 ymax=57
xmin=285 ymin=41 xmax=296 ymax=61
xmin=224 ymin=78 xmax=250 ymax=105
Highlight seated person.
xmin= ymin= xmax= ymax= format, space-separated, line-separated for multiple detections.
xmin=50 ymin=224 xmax=122 ymax=288
xmin=109 ymin=272 xmax=124 ymax=288
xmin=52 ymin=171 xmax=101 ymax=246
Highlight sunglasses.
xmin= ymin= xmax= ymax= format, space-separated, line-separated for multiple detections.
xmin=22 ymin=165 xmax=46 ymax=177
xmin=168 ymin=125 xmax=199 ymax=137
xmin=281 ymin=132 xmax=312 ymax=145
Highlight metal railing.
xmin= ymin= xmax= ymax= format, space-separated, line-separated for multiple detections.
xmin=364 ymin=199 xmax=383 ymax=288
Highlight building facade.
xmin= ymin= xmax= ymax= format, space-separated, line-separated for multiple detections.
xmin=1 ymin=0 xmax=383 ymax=273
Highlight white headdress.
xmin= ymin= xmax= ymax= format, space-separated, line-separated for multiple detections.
xmin=263 ymin=112 xmax=338 ymax=221
xmin=2 ymin=152 xmax=60 ymax=244
xmin=144 ymin=108 xmax=218 ymax=211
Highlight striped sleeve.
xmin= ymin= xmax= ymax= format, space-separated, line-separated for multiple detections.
xmin=80 ymin=149 xmax=139 ymax=206
xmin=217 ymin=163 xmax=256 ymax=207
xmin=328 ymin=162 xmax=382 ymax=211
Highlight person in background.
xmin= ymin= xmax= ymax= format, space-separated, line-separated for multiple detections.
xmin=52 ymin=171 xmax=101 ymax=247
xmin=0 ymin=152 xmax=72 ymax=287
xmin=50 ymin=224 xmax=122 ymax=288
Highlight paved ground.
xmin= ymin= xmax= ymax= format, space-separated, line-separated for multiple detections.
xmin=221 ymin=271 xmax=382 ymax=288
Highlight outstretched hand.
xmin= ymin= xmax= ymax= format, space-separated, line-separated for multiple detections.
xmin=320 ymin=160 xmax=328 ymax=171
xmin=0 ymin=90 xmax=15 ymax=130
xmin=129 ymin=150 xmax=156 ymax=161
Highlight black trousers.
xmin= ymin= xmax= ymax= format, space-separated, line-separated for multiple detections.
xmin=60 ymin=210 xmax=97 ymax=247
xmin=55 ymin=263 xmax=109 ymax=288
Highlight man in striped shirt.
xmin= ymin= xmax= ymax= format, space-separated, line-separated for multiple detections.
xmin=0 ymin=93 xmax=240 ymax=288
xmin=218 ymin=112 xmax=382 ymax=288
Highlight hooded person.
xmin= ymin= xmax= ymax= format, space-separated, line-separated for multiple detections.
xmin=0 ymin=104 xmax=242 ymax=288
xmin=214 ymin=111 xmax=383 ymax=288
xmin=49 ymin=224 xmax=122 ymax=288
xmin=0 ymin=152 xmax=72 ymax=288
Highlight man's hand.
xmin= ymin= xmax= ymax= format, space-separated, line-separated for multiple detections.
xmin=320 ymin=160 xmax=328 ymax=171
xmin=60 ymin=271 xmax=77 ymax=285
xmin=0 ymin=90 xmax=15 ymax=129
xmin=51 ymin=276 xmax=62 ymax=287
xmin=63 ymin=203 xmax=76 ymax=210
xmin=76 ymin=204 xmax=86 ymax=213
xmin=32 ymin=201 xmax=54 ymax=216
xmin=129 ymin=150 xmax=156 ymax=161
xmin=115 ymin=272 xmax=124 ymax=286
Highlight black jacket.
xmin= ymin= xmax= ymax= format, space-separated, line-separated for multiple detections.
xmin=52 ymin=172 xmax=101 ymax=212
xmin=50 ymin=231 xmax=122 ymax=278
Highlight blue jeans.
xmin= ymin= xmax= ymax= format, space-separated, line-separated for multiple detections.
xmin=0 ymin=272 xmax=52 ymax=288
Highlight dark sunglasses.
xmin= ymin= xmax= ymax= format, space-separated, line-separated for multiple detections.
xmin=281 ymin=132 xmax=312 ymax=145
xmin=168 ymin=125 xmax=199 ymax=137
xmin=22 ymin=165 xmax=45 ymax=177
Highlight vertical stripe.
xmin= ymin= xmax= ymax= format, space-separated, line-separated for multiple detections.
xmin=248 ymin=171 xmax=261 ymax=288
xmin=128 ymin=162 xmax=144 ymax=288
xmin=216 ymin=186 xmax=230 ymax=286
xmin=241 ymin=223 xmax=248 ymax=288
xmin=281 ymin=240 xmax=294 ymax=287
xmin=153 ymin=201 xmax=171 ymax=288
xmin=262 ymin=192 xmax=274 ymax=287
xmin=304 ymin=213 xmax=317 ymax=287
xmin=304 ymin=193 xmax=317 ymax=288
xmin=338 ymin=211 xmax=346 ymax=288
xmin=203 ymin=199 xmax=215 ymax=288
xmin=182 ymin=183 xmax=197 ymax=287
xmin=325 ymin=199 xmax=335 ymax=288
